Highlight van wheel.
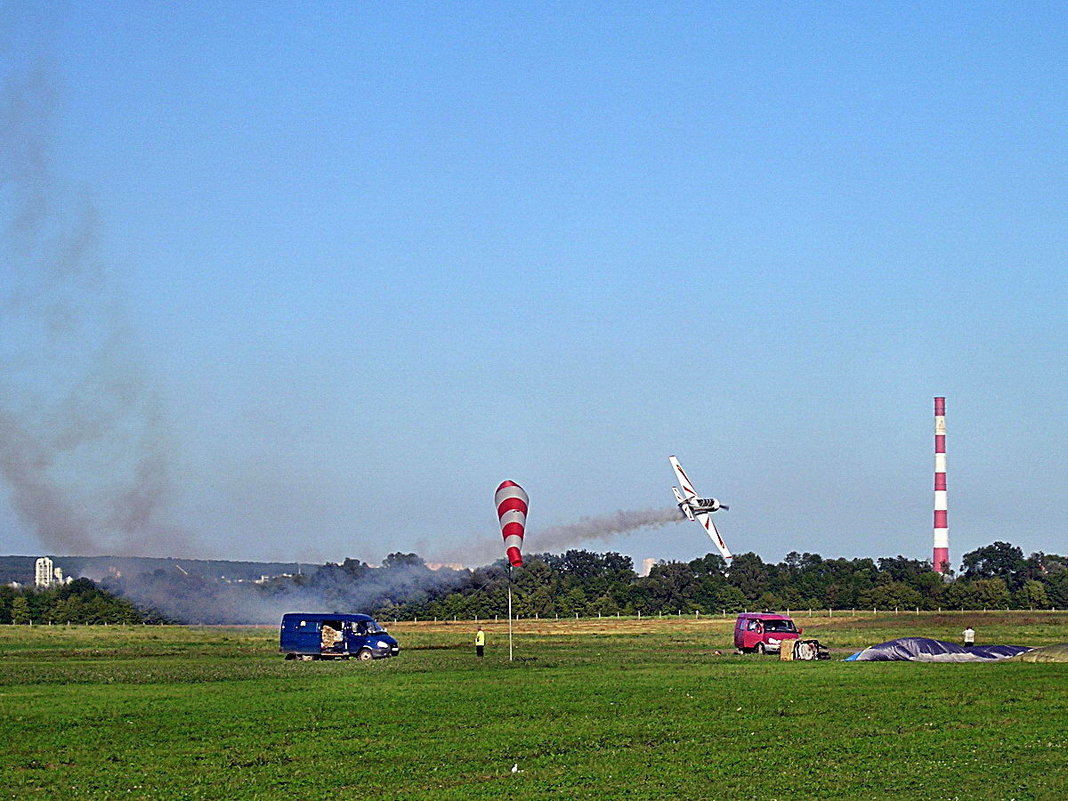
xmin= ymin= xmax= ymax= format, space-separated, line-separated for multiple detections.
xmin=357 ymin=648 xmax=374 ymax=662
xmin=755 ymin=643 xmax=766 ymax=655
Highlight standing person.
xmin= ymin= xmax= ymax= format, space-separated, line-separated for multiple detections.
xmin=963 ymin=626 xmax=975 ymax=648
xmin=475 ymin=626 xmax=485 ymax=658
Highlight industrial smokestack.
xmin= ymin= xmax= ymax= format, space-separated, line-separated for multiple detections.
xmin=932 ymin=396 xmax=950 ymax=574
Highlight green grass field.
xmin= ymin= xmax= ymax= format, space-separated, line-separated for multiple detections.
xmin=2 ymin=613 xmax=1066 ymax=800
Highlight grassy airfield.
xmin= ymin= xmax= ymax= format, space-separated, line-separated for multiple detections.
xmin=1 ymin=613 xmax=1066 ymax=800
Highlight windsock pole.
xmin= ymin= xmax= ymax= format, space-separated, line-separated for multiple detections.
xmin=495 ymin=480 xmax=527 ymax=663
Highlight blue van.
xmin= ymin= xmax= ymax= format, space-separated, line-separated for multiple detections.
xmin=280 ymin=613 xmax=400 ymax=661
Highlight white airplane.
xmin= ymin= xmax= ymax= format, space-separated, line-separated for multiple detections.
xmin=669 ymin=455 xmax=732 ymax=561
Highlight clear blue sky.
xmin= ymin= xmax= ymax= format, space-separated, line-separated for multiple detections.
xmin=2 ymin=2 xmax=1066 ymax=570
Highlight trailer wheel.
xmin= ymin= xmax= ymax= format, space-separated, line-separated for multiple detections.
xmin=357 ymin=648 xmax=374 ymax=662
xmin=755 ymin=643 xmax=766 ymax=655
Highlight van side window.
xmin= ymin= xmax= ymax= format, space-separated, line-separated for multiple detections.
xmin=765 ymin=620 xmax=796 ymax=633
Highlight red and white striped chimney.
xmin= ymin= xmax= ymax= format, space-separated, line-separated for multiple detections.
xmin=932 ymin=396 xmax=950 ymax=573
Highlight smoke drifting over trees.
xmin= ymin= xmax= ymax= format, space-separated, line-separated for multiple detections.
xmin=376 ymin=544 xmax=1068 ymax=623
xmin=0 ymin=66 xmax=195 ymax=557
xmin=13 ymin=541 xmax=1057 ymax=626
xmin=97 ymin=554 xmax=472 ymax=625
xmin=0 ymin=56 xmax=682 ymax=567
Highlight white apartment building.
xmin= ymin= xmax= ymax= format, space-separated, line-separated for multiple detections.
xmin=34 ymin=557 xmax=66 ymax=588
xmin=35 ymin=556 xmax=54 ymax=588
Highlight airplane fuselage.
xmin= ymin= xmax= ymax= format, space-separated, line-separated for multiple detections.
xmin=677 ymin=497 xmax=727 ymax=516
xmin=692 ymin=497 xmax=726 ymax=513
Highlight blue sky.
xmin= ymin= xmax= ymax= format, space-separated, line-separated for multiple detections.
xmin=2 ymin=2 xmax=1066 ymax=570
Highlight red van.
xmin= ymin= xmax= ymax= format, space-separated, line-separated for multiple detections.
xmin=734 ymin=612 xmax=801 ymax=654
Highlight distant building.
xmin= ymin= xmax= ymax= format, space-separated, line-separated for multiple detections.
xmin=34 ymin=557 xmax=69 ymax=588
xmin=35 ymin=557 xmax=54 ymax=588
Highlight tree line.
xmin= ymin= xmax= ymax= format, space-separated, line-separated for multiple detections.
xmin=372 ymin=541 xmax=1068 ymax=621
xmin=0 ymin=578 xmax=164 ymax=625
xmin=3 ymin=540 xmax=1064 ymax=625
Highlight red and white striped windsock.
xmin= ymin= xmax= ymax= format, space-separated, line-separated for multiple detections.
xmin=933 ymin=397 xmax=950 ymax=574
xmin=495 ymin=480 xmax=528 ymax=568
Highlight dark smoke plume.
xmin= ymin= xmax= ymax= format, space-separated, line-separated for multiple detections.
xmin=99 ymin=559 xmax=470 ymax=625
xmin=0 ymin=65 xmax=196 ymax=556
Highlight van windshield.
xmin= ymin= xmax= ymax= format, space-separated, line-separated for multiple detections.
xmin=763 ymin=620 xmax=797 ymax=633
xmin=354 ymin=620 xmax=385 ymax=635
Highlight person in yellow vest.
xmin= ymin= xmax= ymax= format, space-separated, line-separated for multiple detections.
xmin=475 ymin=627 xmax=485 ymax=658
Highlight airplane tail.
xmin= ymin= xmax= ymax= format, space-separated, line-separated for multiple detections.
xmin=672 ymin=487 xmax=696 ymax=521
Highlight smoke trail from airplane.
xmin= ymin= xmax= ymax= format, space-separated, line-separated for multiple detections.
xmin=531 ymin=507 xmax=684 ymax=552
xmin=433 ymin=507 xmax=685 ymax=566
xmin=0 ymin=64 xmax=197 ymax=557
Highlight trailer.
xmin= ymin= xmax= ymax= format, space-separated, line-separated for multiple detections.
xmin=280 ymin=613 xmax=399 ymax=661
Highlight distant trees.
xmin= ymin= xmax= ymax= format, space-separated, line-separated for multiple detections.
xmin=9 ymin=594 xmax=30 ymax=624
xmin=9 ymin=539 xmax=1060 ymax=625
xmin=962 ymin=542 xmax=1027 ymax=588
xmin=370 ymin=541 xmax=1068 ymax=621
xmin=1016 ymin=580 xmax=1050 ymax=609
xmin=0 ymin=578 xmax=152 ymax=624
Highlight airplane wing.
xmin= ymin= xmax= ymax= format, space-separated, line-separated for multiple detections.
xmin=695 ymin=511 xmax=732 ymax=561
xmin=668 ymin=455 xmax=697 ymax=500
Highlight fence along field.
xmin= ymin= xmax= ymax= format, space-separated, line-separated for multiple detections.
xmin=1 ymin=612 xmax=1066 ymax=800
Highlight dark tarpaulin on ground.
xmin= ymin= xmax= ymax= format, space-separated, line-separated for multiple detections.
xmin=845 ymin=637 xmax=1032 ymax=662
